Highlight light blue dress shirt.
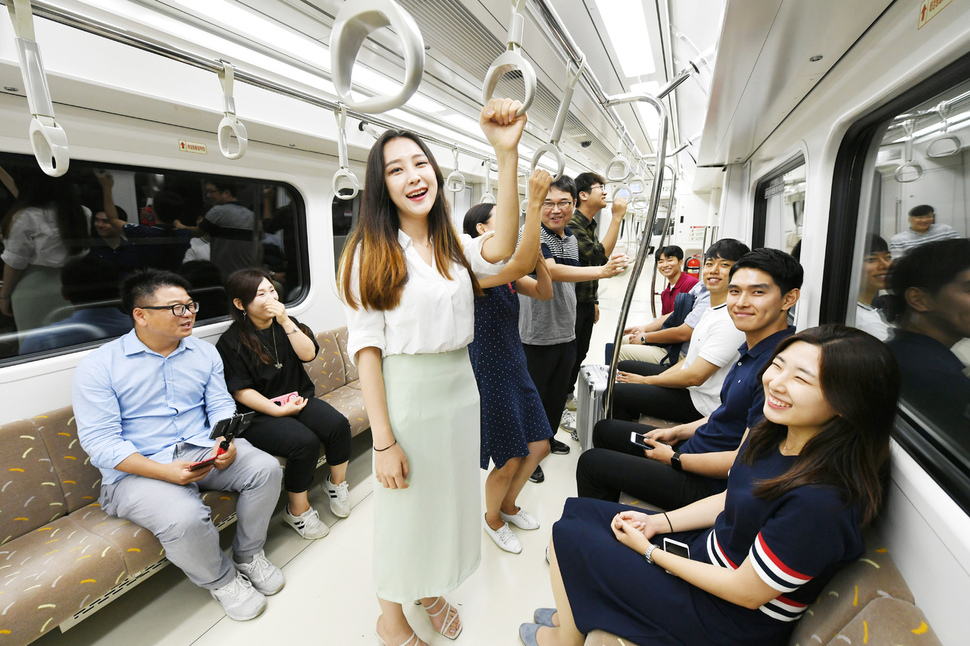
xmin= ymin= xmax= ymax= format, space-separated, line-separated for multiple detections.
xmin=73 ymin=329 xmax=237 ymax=484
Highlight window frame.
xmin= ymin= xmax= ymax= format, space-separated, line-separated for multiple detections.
xmin=822 ymin=49 xmax=970 ymax=514
xmin=751 ymin=153 xmax=806 ymax=250
xmin=0 ymin=154 xmax=310 ymax=369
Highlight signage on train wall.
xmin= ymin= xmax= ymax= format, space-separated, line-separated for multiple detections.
xmin=178 ymin=139 xmax=208 ymax=155
xmin=918 ymin=0 xmax=952 ymax=29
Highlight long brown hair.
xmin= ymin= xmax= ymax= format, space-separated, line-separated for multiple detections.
xmin=225 ymin=268 xmax=312 ymax=365
xmin=339 ymin=130 xmax=481 ymax=311
xmin=741 ymin=325 xmax=900 ymax=526
xmin=1 ymin=167 xmax=88 ymax=255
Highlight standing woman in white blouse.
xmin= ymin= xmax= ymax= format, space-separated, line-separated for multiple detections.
xmin=340 ymin=98 xmax=525 ymax=646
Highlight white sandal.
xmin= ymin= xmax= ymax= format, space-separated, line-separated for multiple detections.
xmin=376 ymin=629 xmax=422 ymax=646
xmin=420 ymin=596 xmax=462 ymax=640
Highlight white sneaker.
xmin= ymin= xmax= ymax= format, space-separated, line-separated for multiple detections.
xmin=483 ymin=516 xmax=522 ymax=554
xmin=501 ymin=507 xmax=540 ymax=530
xmin=284 ymin=505 xmax=330 ymax=540
xmin=234 ymin=549 xmax=285 ymax=595
xmin=324 ymin=475 xmax=351 ymax=518
xmin=559 ymin=410 xmax=576 ymax=433
xmin=211 ymin=571 xmax=267 ymax=621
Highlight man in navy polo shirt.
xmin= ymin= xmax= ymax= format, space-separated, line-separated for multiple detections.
xmin=576 ymin=248 xmax=801 ymax=509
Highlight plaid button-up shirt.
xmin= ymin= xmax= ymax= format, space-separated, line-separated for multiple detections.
xmin=567 ymin=209 xmax=607 ymax=304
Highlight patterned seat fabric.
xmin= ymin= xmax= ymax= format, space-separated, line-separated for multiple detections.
xmin=334 ymin=326 xmax=359 ymax=382
xmin=307 ymin=330 xmax=347 ymax=399
xmin=321 ymin=386 xmax=369 ymax=436
xmin=828 ymin=597 xmax=941 ymax=646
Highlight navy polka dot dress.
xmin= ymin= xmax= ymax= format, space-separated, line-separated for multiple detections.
xmin=469 ymin=283 xmax=553 ymax=469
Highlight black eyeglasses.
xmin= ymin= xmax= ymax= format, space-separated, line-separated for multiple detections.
xmin=139 ymin=301 xmax=200 ymax=316
xmin=542 ymin=200 xmax=574 ymax=211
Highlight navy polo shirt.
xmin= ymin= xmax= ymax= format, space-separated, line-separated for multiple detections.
xmin=681 ymin=326 xmax=796 ymax=486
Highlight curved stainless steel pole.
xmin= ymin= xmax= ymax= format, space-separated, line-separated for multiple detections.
xmin=647 ymin=163 xmax=678 ymax=319
xmin=603 ymin=94 xmax=669 ymax=417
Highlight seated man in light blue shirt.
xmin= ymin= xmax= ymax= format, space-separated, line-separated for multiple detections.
xmin=73 ymin=269 xmax=284 ymax=621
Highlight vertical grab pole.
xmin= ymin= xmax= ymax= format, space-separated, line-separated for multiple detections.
xmin=6 ymin=0 xmax=70 ymax=176
xmin=602 ymin=94 xmax=669 ymax=417
xmin=646 ymin=163 xmax=678 ymax=319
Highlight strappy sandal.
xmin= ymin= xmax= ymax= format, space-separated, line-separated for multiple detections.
xmin=419 ymin=596 xmax=462 ymax=640
xmin=376 ymin=628 xmax=423 ymax=646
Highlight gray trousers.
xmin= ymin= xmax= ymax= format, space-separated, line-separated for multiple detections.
xmin=99 ymin=439 xmax=283 ymax=590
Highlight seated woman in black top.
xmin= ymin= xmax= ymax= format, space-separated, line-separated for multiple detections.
xmin=218 ymin=268 xmax=353 ymax=540
xmin=520 ymin=325 xmax=899 ymax=646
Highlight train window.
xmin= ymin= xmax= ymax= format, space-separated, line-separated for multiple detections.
xmin=332 ymin=194 xmax=360 ymax=273
xmin=0 ymin=153 xmax=307 ymax=365
xmin=826 ymin=53 xmax=970 ymax=509
xmin=752 ymin=155 xmax=805 ymax=254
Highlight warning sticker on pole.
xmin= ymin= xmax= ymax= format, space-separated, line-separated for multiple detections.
xmin=918 ymin=0 xmax=952 ymax=29
xmin=179 ymin=140 xmax=208 ymax=155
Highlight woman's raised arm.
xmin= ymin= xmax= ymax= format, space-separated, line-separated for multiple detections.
xmin=478 ymin=98 xmax=526 ymax=263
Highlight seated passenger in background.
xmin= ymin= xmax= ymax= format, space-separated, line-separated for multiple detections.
xmin=855 ymin=234 xmax=891 ymax=341
xmin=885 ymin=238 xmax=970 ymax=447
xmin=523 ymin=325 xmax=898 ymax=646
xmin=618 ymin=280 xmax=709 ymax=364
xmin=656 ymin=245 xmax=698 ymax=315
xmin=577 ymin=248 xmax=801 ymax=510
xmin=199 ymin=180 xmax=257 ymax=279
xmin=19 ymin=255 xmax=131 ymax=354
xmin=73 ymin=269 xmax=284 ymax=622
xmin=611 ymin=239 xmax=749 ymax=424
xmin=218 ymin=268 xmax=353 ymax=540
xmin=88 ymin=205 xmax=135 ymax=271
xmin=98 ymin=173 xmax=192 ymax=271
xmin=889 ymin=204 xmax=958 ymax=259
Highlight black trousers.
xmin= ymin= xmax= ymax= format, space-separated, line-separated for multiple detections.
xmin=568 ymin=301 xmax=597 ymax=396
xmin=575 ymin=418 xmax=719 ymax=510
xmin=524 ymin=341 xmax=577 ymax=436
xmin=612 ymin=360 xmax=703 ymax=423
xmin=242 ymin=397 xmax=352 ymax=493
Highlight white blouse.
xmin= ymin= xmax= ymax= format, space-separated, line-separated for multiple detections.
xmin=344 ymin=230 xmax=505 ymax=363
xmin=0 ymin=206 xmax=87 ymax=270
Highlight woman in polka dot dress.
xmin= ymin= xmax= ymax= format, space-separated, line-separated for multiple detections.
xmin=464 ymin=169 xmax=554 ymax=555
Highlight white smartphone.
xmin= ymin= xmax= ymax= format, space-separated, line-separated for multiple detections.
xmin=663 ymin=537 xmax=690 ymax=559
xmin=630 ymin=431 xmax=652 ymax=450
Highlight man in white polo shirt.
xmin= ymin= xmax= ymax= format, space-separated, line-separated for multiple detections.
xmin=611 ymin=239 xmax=750 ymax=424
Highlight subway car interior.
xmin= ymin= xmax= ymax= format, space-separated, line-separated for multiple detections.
xmin=0 ymin=0 xmax=968 ymax=644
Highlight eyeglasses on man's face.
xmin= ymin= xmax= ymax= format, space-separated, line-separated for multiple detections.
xmin=139 ymin=301 xmax=201 ymax=317
xmin=542 ymin=200 xmax=574 ymax=211
xmin=589 ymin=183 xmax=606 ymax=193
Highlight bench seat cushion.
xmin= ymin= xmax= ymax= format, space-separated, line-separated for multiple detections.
xmin=321 ymin=384 xmax=369 ymax=436
xmin=0 ymin=516 xmax=127 ymax=646
xmin=827 ymin=597 xmax=941 ymax=646
xmin=68 ymin=504 xmax=164 ymax=576
xmin=307 ymin=330 xmax=347 ymax=398
xmin=33 ymin=407 xmax=103 ymax=514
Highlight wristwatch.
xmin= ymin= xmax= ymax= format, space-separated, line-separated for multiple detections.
xmin=644 ymin=543 xmax=659 ymax=564
xmin=670 ymin=451 xmax=683 ymax=472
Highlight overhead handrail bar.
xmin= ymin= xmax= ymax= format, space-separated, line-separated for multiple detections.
xmin=482 ymin=0 xmax=536 ymax=116
xmin=647 ymin=163 xmax=678 ymax=319
xmin=216 ymin=61 xmax=248 ymax=160
xmin=481 ymin=159 xmax=496 ymax=204
xmin=330 ymin=0 xmax=425 ymax=114
xmin=532 ymin=55 xmax=585 ymax=180
xmin=332 ymin=104 xmax=360 ymax=200
xmin=446 ymin=147 xmax=466 ymax=192
xmin=926 ymin=103 xmax=962 ymax=158
xmin=894 ymin=120 xmax=923 ymax=183
xmin=600 ymin=93 xmax=669 ymax=416
xmin=6 ymin=0 xmax=69 ymax=176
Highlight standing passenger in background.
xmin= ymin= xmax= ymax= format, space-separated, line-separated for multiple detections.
xmin=656 ymin=245 xmax=698 ymax=315
xmin=340 ymin=99 xmax=524 ymax=646
xmin=855 ymin=234 xmax=891 ymax=341
xmin=218 ymin=268 xmax=352 ymax=541
xmin=564 ymin=173 xmax=629 ymax=425
xmin=889 ymin=204 xmax=958 ymax=259
xmin=464 ymin=169 xmax=554 ymax=555
xmin=178 ymin=180 xmax=257 ymax=279
xmin=0 ymin=168 xmax=88 ymax=330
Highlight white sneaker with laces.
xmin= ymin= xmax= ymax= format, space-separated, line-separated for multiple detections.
xmin=501 ymin=507 xmax=540 ymax=530
xmin=560 ymin=410 xmax=576 ymax=433
xmin=211 ymin=571 xmax=267 ymax=621
xmin=234 ymin=549 xmax=285 ymax=595
xmin=324 ymin=475 xmax=351 ymax=518
xmin=483 ymin=516 xmax=522 ymax=554
xmin=284 ymin=505 xmax=330 ymax=540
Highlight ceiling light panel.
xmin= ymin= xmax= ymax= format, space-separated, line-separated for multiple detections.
xmin=592 ymin=0 xmax=655 ymax=78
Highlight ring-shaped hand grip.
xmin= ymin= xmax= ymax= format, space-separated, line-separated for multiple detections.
xmin=630 ymin=194 xmax=649 ymax=210
xmin=481 ymin=192 xmax=496 ymax=205
xmin=612 ymin=184 xmax=632 ymax=200
xmin=331 ymin=0 xmax=425 ymax=114
xmin=333 ymin=168 xmax=360 ymax=200
xmin=894 ymin=162 xmax=923 ymax=183
xmin=218 ymin=117 xmax=248 ymax=160
xmin=28 ymin=117 xmax=69 ymax=177
xmin=482 ymin=50 xmax=536 ymax=117
xmin=926 ymin=134 xmax=961 ymax=158
xmin=606 ymin=155 xmax=632 ymax=182
xmin=519 ymin=198 xmax=529 ymax=214
xmin=446 ymin=170 xmax=466 ymax=192
xmin=629 ymin=178 xmax=645 ymax=194
xmin=531 ymin=142 xmax=566 ymax=181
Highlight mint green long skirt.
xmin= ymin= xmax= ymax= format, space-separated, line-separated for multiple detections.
xmin=374 ymin=348 xmax=482 ymax=603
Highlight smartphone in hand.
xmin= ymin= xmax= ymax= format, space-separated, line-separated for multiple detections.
xmin=188 ymin=456 xmax=218 ymax=471
xmin=630 ymin=432 xmax=653 ymax=450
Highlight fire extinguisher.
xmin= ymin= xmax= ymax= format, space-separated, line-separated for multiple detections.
xmin=685 ymin=254 xmax=701 ymax=276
